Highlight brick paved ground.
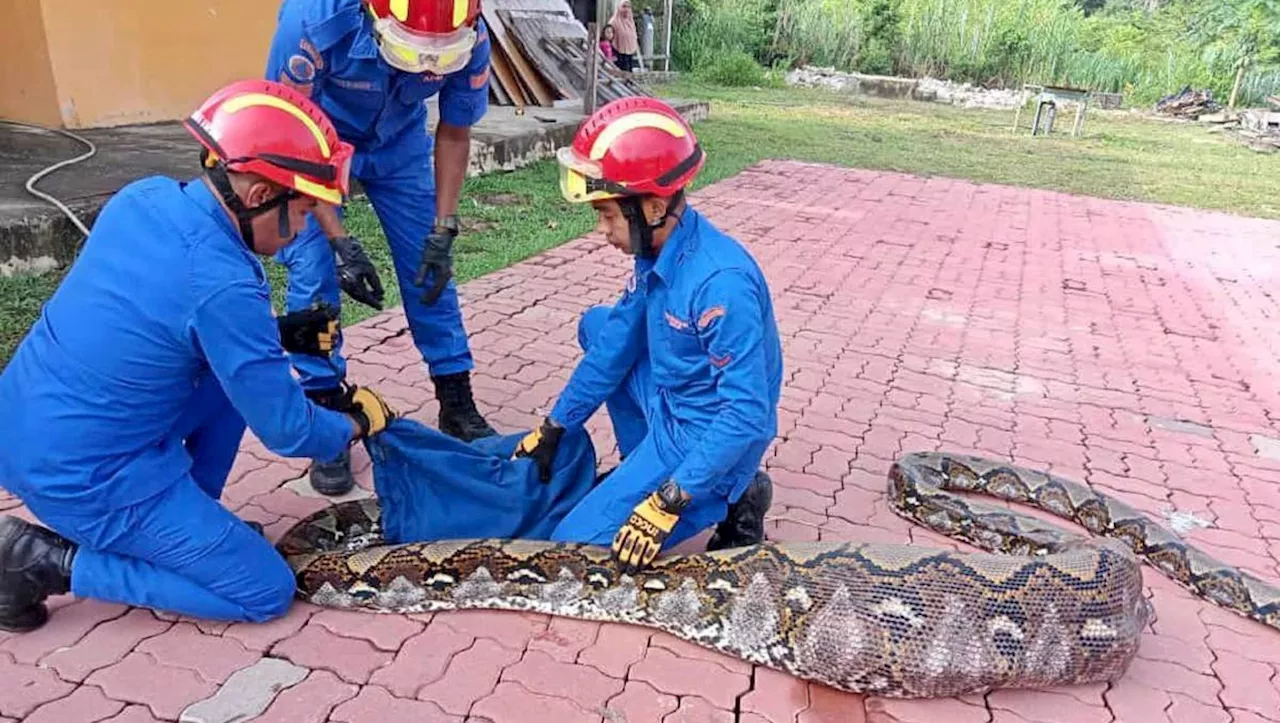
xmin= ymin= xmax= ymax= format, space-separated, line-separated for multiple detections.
xmin=3 ymin=159 xmax=1280 ymax=722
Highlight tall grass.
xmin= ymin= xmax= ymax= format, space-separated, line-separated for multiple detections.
xmin=657 ymin=0 xmax=1280 ymax=106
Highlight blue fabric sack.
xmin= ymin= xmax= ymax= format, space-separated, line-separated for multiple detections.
xmin=363 ymin=417 xmax=600 ymax=544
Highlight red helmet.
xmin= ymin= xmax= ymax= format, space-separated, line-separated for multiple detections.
xmin=557 ymin=97 xmax=704 ymax=204
xmin=183 ymin=79 xmax=353 ymax=205
xmin=364 ymin=0 xmax=482 ymax=75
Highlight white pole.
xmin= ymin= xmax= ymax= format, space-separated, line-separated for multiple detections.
xmin=663 ymin=0 xmax=673 ymax=72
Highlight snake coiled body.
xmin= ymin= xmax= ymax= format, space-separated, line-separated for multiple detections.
xmin=276 ymin=452 xmax=1280 ymax=698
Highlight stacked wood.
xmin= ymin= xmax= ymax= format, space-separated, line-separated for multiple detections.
xmin=1154 ymin=86 xmax=1220 ymax=119
xmin=481 ymin=0 xmax=651 ymax=108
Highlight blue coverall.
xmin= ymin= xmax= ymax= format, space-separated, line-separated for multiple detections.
xmin=264 ymin=0 xmax=492 ymax=391
xmin=547 ymin=206 xmax=784 ymax=549
xmin=0 ymin=177 xmax=356 ymax=622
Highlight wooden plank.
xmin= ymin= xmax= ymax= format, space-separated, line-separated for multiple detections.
xmin=499 ymin=9 xmax=590 ymax=100
xmin=486 ymin=0 xmax=585 ymax=31
xmin=545 ymin=36 xmax=648 ymax=103
xmin=482 ymin=7 xmax=556 ymax=106
xmin=488 ymin=40 xmax=527 ymax=107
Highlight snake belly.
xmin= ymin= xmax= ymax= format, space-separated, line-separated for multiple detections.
xmin=275 ymin=451 xmax=1277 ymax=698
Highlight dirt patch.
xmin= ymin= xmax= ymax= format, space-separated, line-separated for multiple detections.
xmin=476 ymin=193 xmax=529 ymax=207
xmin=461 ymin=218 xmax=498 ymax=233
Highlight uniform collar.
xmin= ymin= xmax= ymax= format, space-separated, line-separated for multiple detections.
xmin=651 ymin=204 xmax=696 ymax=284
xmin=182 ymin=177 xmax=239 ymax=239
xmin=306 ymin=2 xmax=379 ymax=59
xmin=181 ymin=177 xmax=267 ymax=269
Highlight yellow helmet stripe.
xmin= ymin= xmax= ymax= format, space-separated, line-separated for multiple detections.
xmin=589 ymin=112 xmax=687 ymax=161
xmin=294 ymin=175 xmax=343 ymax=204
xmin=390 ymin=0 xmax=409 ymax=21
xmin=220 ymin=93 xmax=332 ymax=158
xmin=453 ymin=0 xmax=469 ymax=27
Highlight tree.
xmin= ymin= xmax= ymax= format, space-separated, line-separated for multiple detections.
xmin=1194 ymin=0 xmax=1280 ymax=109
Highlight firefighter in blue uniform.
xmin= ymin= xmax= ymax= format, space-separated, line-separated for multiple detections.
xmin=513 ymin=97 xmax=782 ymax=573
xmin=265 ymin=0 xmax=498 ymax=496
xmin=0 ymin=80 xmax=397 ymax=632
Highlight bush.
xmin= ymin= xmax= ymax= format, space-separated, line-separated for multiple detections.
xmin=693 ymin=49 xmax=776 ymax=86
xmin=667 ymin=0 xmax=1280 ymax=106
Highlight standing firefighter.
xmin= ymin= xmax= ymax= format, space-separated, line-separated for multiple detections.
xmin=0 ymin=79 xmax=396 ymax=631
xmin=514 ymin=97 xmax=782 ymax=573
xmin=265 ymin=0 xmax=498 ymax=496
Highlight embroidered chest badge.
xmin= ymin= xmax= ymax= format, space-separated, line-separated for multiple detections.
xmin=664 ymin=312 xmax=689 ymax=331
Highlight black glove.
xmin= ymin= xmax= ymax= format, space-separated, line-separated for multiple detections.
xmin=512 ymin=417 xmax=565 ymax=482
xmin=332 ymin=235 xmax=384 ymax=310
xmin=277 ymin=303 xmax=340 ymax=357
xmin=414 ymin=215 xmax=458 ymax=306
xmin=307 ymin=384 xmax=396 ymax=439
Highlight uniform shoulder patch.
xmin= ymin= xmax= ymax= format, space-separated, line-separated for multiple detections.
xmin=469 ymin=66 xmax=490 ymax=89
xmin=287 ymin=54 xmax=317 ymax=83
xmin=697 ymin=305 xmax=726 ymax=330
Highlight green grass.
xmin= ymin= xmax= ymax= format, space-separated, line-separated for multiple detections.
xmin=3 ymin=80 xmax=1278 ymax=367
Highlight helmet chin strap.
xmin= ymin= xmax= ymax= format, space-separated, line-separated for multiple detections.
xmin=201 ymin=149 xmax=298 ymax=253
xmin=619 ymin=190 xmax=684 ymax=259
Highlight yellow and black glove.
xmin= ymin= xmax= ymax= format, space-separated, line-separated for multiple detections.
xmin=343 ymin=385 xmax=396 ymax=439
xmin=611 ymin=480 xmax=691 ymax=575
xmin=512 ymin=417 xmax=565 ymax=482
xmin=277 ymin=303 xmax=340 ymax=358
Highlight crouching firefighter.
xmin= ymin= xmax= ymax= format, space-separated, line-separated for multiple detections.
xmin=513 ymin=97 xmax=783 ymax=574
xmin=0 ymin=79 xmax=397 ymax=632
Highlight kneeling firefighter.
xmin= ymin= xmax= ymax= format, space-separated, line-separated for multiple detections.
xmin=0 ymin=79 xmax=396 ymax=631
xmin=513 ymin=96 xmax=783 ymax=574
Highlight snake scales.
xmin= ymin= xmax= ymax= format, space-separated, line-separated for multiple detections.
xmin=276 ymin=451 xmax=1280 ymax=698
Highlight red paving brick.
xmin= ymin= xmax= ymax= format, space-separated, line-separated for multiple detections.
xmin=3 ymin=161 xmax=1280 ymax=721
xmin=253 ymin=670 xmax=359 ymax=723
xmin=21 ymin=685 xmax=124 ymax=723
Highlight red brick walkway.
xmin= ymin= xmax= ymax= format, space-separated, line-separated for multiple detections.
xmin=4 ymin=160 xmax=1280 ymax=722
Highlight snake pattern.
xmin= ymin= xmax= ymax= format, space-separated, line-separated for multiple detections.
xmin=276 ymin=451 xmax=1280 ymax=698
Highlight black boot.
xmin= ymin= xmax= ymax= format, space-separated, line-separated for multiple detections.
xmin=0 ymin=516 xmax=76 ymax=633
xmin=433 ymin=371 xmax=498 ymax=442
xmin=304 ymin=387 xmax=356 ymax=496
xmin=706 ymin=470 xmax=773 ymax=551
xmin=308 ymin=449 xmax=354 ymax=497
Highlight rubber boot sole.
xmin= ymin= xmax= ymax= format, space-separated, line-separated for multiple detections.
xmin=0 ymin=602 xmax=49 ymax=633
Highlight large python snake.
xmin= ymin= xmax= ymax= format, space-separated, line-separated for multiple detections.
xmin=276 ymin=451 xmax=1280 ymax=698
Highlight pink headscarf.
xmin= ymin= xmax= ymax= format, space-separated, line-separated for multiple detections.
xmin=608 ymin=0 xmax=639 ymax=55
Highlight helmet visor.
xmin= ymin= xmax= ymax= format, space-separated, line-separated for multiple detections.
xmin=373 ymin=16 xmax=475 ymax=75
xmin=556 ymin=146 xmax=625 ymax=203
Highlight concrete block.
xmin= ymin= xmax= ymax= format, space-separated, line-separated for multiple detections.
xmin=178 ymin=657 xmax=309 ymax=723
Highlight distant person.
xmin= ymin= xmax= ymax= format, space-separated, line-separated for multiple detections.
xmin=608 ymin=0 xmax=640 ymax=72
xmin=600 ymin=24 xmax=617 ymax=65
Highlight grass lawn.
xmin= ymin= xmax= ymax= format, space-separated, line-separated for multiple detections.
xmin=2 ymin=79 xmax=1277 ymax=366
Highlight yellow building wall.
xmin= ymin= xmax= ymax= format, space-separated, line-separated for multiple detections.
xmin=1 ymin=0 xmax=282 ymax=129
xmin=0 ymin=0 xmax=62 ymax=126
